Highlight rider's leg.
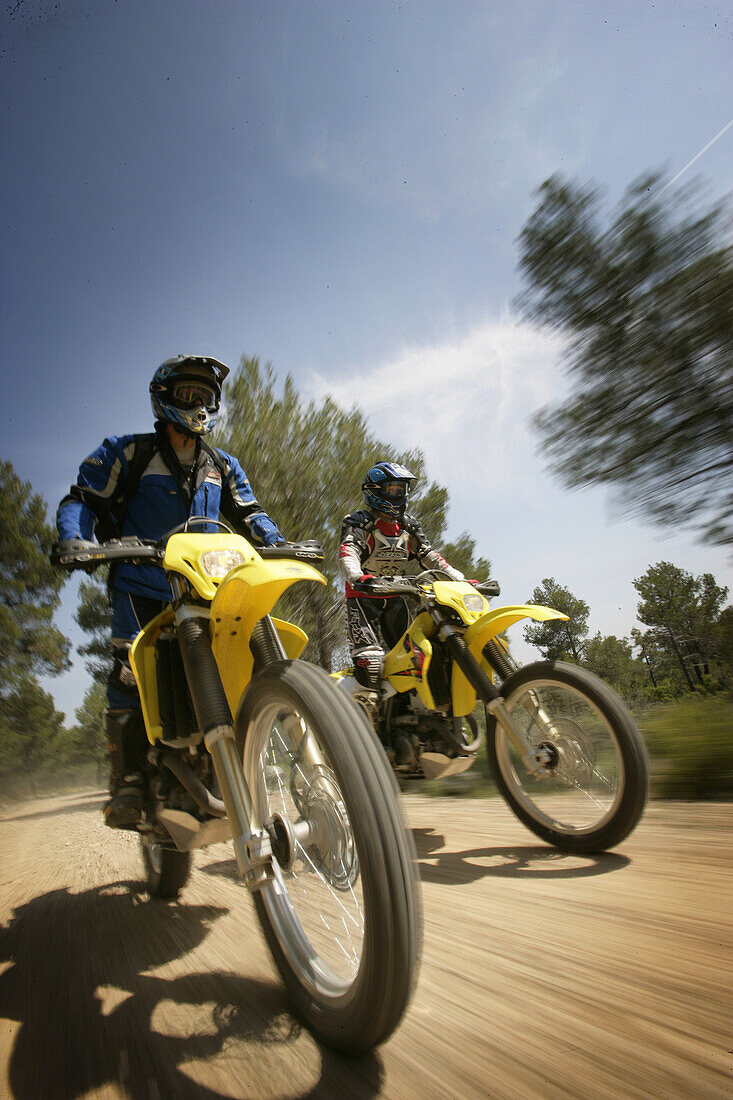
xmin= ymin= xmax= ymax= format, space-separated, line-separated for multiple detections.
xmin=103 ymin=592 xmax=165 ymax=829
xmin=345 ymin=596 xmax=386 ymax=691
xmin=380 ymin=596 xmax=410 ymax=649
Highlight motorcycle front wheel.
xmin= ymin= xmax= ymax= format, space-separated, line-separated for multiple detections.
xmin=487 ymin=660 xmax=649 ymax=853
xmin=236 ymin=659 xmax=421 ymax=1052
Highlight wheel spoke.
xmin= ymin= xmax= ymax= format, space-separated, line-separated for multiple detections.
xmin=496 ymin=679 xmax=624 ymax=834
xmin=248 ymin=699 xmax=365 ymax=989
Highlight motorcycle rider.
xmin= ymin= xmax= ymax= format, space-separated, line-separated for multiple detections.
xmin=56 ymin=355 xmax=286 ymax=829
xmin=338 ymin=461 xmax=464 ymax=692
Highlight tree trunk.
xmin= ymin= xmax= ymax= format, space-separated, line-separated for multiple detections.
xmin=668 ymin=629 xmax=696 ymax=691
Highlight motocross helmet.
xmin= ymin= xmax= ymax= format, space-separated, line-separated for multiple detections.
xmin=150 ymin=355 xmax=230 ymax=436
xmin=362 ymin=461 xmax=416 ymax=519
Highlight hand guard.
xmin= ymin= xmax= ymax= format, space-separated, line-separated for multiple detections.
xmin=51 ymin=539 xmax=101 ymax=572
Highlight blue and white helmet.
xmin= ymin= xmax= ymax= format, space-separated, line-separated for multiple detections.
xmin=150 ymin=355 xmax=230 ymax=436
xmin=362 ymin=461 xmax=416 ymax=519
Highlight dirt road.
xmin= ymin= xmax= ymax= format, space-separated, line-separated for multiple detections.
xmin=0 ymin=790 xmax=731 ymax=1099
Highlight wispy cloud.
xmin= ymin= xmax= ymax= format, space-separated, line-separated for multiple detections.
xmin=307 ymin=314 xmax=566 ymax=493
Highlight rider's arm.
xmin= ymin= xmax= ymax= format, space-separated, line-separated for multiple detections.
xmin=405 ymin=515 xmax=465 ymax=581
xmin=217 ymin=452 xmax=286 ymax=546
xmin=56 ymin=436 xmax=131 ymax=541
xmin=338 ymin=516 xmax=368 ymax=586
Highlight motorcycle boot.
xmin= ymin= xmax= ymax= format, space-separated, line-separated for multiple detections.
xmin=103 ymin=709 xmax=147 ymax=829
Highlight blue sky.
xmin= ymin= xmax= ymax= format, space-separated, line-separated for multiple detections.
xmin=2 ymin=0 xmax=732 ymax=718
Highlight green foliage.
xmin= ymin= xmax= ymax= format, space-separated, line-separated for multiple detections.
xmin=0 ymin=459 xmax=70 ymax=696
xmin=516 ymin=172 xmax=733 ymax=546
xmin=217 ymin=356 xmax=491 ymax=667
xmin=583 ymin=632 xmax=652 ymax=702
xmin=74 ymin=569 xmax=113 ymax=683
xmin=713 ymin=607 xmax=733 ymax=681
xmin=633 ymin=561 xmax=729 ymax=691
xmin=641 ymin=693 xmax=733 ymax=799
xmin=523 ymin=577 xmax=589 ymax=660
xmin=0 ymin=679 xmax=66 ymax=796
xmin=63 ymin=680 xmax=107 ymax=770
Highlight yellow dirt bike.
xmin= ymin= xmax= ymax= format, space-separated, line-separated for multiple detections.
xmin=334 ymin=572 xmax=649 ymax=854
xmin=54 ymin=521 xmax=421 ymax=1052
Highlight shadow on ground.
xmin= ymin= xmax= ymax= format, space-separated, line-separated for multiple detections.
xmin=412 ymin=826 xmax=630 ymax=884
xmin=0 ymin=881 xmax=383 ymax=1099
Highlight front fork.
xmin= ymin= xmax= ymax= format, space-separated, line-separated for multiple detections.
xmin=173 ymin=591 xmax=277 ymax=890
xmin=436 ymin=619 xmax=553 ymax=777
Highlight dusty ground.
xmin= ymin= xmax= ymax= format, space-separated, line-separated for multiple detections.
xmin=0 ymin=790 xmax=731 ymax=1099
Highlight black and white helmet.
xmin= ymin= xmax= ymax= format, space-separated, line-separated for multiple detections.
xmin=150 ymin=355 xmax=230 ymax=436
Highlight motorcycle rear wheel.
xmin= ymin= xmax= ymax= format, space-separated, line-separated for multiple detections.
xmin=141 ymin=837 xmax=192 ymax=899
xmin=487 ymin=660 xmax=649 ymax=853
xmin=236 ymin=659 xmax=421 ymax=1052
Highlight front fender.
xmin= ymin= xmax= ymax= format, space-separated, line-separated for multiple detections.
xmin=129 ymin=607 xmax=176 ymax=743
xmin=452 ymin=604 xmax=568 ymax=717
xmin=210 ymin=557 xmax=326 ymax=713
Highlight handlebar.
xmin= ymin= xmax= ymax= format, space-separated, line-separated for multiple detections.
xmin=51 ymin=535 xmax=325 ymax=572
xmin=352 ymin=574 xmax=501 ymax=599
xmin=259 ymin=541 xmax=324 ymax=563
xmin=51 ymin=537 xmax=163 ymax=571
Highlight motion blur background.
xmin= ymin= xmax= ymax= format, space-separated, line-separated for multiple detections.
xmin=1 ymin=1 xmax=731 ymax=768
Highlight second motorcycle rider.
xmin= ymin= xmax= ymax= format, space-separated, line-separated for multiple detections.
xmin=338 ymin=461 xmax=465 ymax=693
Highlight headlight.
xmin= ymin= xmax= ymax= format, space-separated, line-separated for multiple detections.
xmin=200 ymin=549 xmax=246 ymax=578
xmin=462 ymin=592 xmax=486 ymax=614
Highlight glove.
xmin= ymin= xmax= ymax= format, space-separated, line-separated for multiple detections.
xmin=359 ymin=574 xmax=378 ymax=585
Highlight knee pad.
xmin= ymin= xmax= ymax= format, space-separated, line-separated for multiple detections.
xmin=353 ymin=647 xmax=384 ymax=691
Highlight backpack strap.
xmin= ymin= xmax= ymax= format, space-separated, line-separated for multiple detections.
xmin=108 ymin=433 xmax=158 ymax=538
xmin=93 ymin=431 xmax=156 ymax=544
xmin=101 ymin=433 xmax=158 ymax=593
xmin=198 ymin=438 xmax=230 ymax=481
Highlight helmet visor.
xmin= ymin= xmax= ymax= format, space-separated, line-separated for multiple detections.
xmin=171 ymin=380 xmax=217 ymax=409
xmin=381 ymin=479 xmax=409 ymax=500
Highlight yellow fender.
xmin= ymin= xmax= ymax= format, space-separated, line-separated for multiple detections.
xmin=452 ymin=604 xmax=569 ymax=717
xmin=129 ymin=607 xmax=177 ymax=744
xmin=383 ymin=612 xmax=438 ymax=711
xmin=210 ymin=557 xmax=327 ymax=714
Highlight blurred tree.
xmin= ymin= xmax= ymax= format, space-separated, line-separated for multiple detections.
xmin=633 ymin=561 xmax=729 ymax=690
xmin=583 ymin=632 xmax=650 ymax=700
xmin=0 ymin=460 xmax=70 ymax=698
xmin=63 ymin=680 xmax=107 ymax=781
xmin=523 ymin=577 xmax=589 ymax=660
xmin=218 ymin=356 xmax=491 ymax=668
xmin=713 ymin=606 xmax=733 ymax=682
xmin=516 ymin=172 xmax=733 ymax=546
xmin=74 ymin=570 xmax=113 ymax=684
xmin=0 ymin=679 xmax=66 ymax=796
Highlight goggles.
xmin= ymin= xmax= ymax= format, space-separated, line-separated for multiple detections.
xmin=381 ymin=480 xmax=409 ymax=499
xmin=171 ymin=379 xmax=217 ymax=409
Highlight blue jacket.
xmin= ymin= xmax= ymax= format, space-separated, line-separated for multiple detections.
xmin=57 ymin=429 xmax=284 ymax=600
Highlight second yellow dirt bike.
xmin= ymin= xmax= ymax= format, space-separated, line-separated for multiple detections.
xmin=334 ymin=572 xmax=649 ymax=854
xmin=54 ymin=521 xmax=420 ymax=1052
